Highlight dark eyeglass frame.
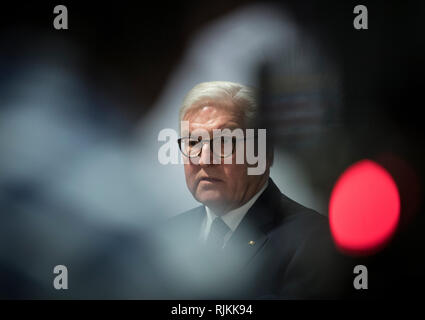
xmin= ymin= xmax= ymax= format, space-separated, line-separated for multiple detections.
xmin=177 ymin=132 xmax=258 ymax=159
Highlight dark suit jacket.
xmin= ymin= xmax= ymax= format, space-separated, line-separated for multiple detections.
xmin=154 ymin=179 xmax=353 ymax=299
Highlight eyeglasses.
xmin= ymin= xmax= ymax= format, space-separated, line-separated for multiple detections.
xmin=178 ymin=135 xmax=238 ymax=158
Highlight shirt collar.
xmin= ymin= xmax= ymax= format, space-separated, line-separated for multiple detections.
xmin=205 ymin=180 xmax=269 ymax=232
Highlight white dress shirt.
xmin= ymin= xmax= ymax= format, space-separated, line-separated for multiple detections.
xmin=200 ymin=181 xmax=269 ymax=245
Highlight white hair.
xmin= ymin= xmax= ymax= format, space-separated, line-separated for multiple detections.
xmin=179 ymin=81 xmax=258 ymax=126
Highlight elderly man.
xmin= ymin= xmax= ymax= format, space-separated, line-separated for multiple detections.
xmin=155 ymin=81 xmax=350 ymax=299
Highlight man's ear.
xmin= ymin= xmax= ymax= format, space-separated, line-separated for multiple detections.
xmin=267 ymin=145 xmax=274 ymax=168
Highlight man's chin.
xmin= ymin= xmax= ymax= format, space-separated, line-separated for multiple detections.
xmin=195 ymin=191 xmax=225 ymax=208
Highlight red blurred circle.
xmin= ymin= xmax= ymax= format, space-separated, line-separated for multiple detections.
xmin=329 ymin=159 xmax=400 ymax=256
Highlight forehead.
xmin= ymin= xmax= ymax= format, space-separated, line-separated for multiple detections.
xmin=183 ymin=104 xmax=244 ymax=131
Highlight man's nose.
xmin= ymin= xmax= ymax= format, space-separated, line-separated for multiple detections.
xmin=198 ymin=141 xmax=218 ymax=166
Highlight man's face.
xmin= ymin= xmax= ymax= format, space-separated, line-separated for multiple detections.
xmin=182 ymin=103 xmax=266 ymax=214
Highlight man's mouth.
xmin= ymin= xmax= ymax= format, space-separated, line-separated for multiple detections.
xmin=199 ymin=177 xmax=222 ymax=183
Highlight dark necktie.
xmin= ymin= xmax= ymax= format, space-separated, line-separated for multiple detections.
xmin=206 ymin=217 xmax=231 ymax=249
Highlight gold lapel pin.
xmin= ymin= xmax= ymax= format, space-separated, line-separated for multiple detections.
xmin=248 ymin=240 xmax=256 ymax=246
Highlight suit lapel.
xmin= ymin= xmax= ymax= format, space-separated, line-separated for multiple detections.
xmin=223 ymin=179 xmax=283 ymax=270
